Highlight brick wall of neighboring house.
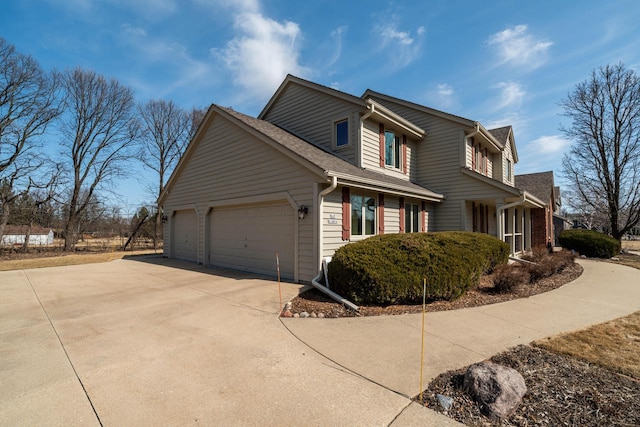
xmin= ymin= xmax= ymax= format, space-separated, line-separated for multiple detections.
xmin=531 ymin=208 xmax=548 ymax=248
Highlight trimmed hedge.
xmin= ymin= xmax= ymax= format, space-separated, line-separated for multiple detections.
xmin=558 ymin=229 xmax=620 ymax=258
xmin=327 ymin=232 xmax=509 ymax=305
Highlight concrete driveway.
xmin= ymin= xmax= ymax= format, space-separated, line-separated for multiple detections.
xmin=1 ymin=256 xmax=451 ymax=426
xmin=283 ymin=259 xmax=640 ymax=400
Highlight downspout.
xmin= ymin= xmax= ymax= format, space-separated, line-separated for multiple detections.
xmin=359 ymin=101 xmax=376 ymax=168
xmin=310 ymin=175 xmax=360 ymax=312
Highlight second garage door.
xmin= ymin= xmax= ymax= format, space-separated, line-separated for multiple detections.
xmin=208 ymin=203 xmax=295 ymax=279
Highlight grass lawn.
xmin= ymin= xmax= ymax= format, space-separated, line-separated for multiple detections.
xmin=0 ymin=249 xmax=159 ymax=271
xmin=536 ymin=310 xmax=640 ymax=380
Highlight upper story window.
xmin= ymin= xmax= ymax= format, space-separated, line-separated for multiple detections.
xmin=385 ymin=130 xmax=401 ymax=169
xmin=506 ymin=158 xmax=512 ymax=182
xmin=351 ymin=194 xmax=376 ymax=236
xmin=472 ymin=141 xmax=488 ymax=175
xmin=335 ymin=119 xmax=349 ymax=148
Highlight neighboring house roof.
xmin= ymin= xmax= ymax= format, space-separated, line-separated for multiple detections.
xmin=515 ymin=171 xmax=555 ymax=209
xmin=159 ymin=105 xmax=445 ymax=205
xmin=2 ymin=225 xmax=52 ymax=235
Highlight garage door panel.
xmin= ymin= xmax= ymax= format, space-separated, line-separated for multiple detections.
xmin=209 ymin=204 xmax=294 ymax=279
xmin=172 ymin=209 xmax=197 ymax=262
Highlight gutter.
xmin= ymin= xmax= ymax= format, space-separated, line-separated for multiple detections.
xmin=310 ymin=176 xmax=360 ymax=312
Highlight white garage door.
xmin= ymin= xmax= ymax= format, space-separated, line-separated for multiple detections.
xmin=172 ymin=209 xmax=198 ymax=262
xmin=209 ymin=203 xmax=294 ymax=279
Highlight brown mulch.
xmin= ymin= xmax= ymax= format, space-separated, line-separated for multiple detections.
xmin=287 ymin=262 xmax=583 ymax=318
xmin=419 ymin=344 xmax=640 ymax=426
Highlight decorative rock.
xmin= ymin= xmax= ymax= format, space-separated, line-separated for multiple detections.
xmin=293 ymin=313 xmax=300 ymax=318
xmin=580 ymin=255 xmax=587 ymax=259
xmin=300 ymin=311 xmax=310 ymax=318
xmin=436 ymin=394 xmax=454 ymax=411
xmin=610 ymin=257 xmax=620 ymax=261
xmin=463 ymin=361 xmax=527 ymax=419
xmin=310 ymin=312 xmax=317 ymax=318
xmin=317 ymin=313 xmax=325 ymax=318
xmin=284 ymin=301 xmax=292 ymax=310
xmin=281 ymin=310 xmax=293 ymax=318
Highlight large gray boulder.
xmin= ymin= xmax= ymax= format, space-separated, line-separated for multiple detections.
xmin=463 ymin=361 xmax=527 ymax=419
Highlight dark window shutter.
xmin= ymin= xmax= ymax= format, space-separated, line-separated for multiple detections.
xmin=472 ymin=201 xmax=477 ymax=232
xmin=378 ymin=193 xmax=385 ymax=234
xmin=399 ymin=197 xmax=405 ymax=233
xmin=342 ymin=187 xmax=350 ymax=241
xmin=471 ymin=138 xmax=476 ymax=170
xmin=485 ymin=204 xmax=489 ymax=234
xmin=484 ymin=148 xmax=488 ymax=176
xmin=402 ymin=135 xmax=407 ymax=174
xmin=379 ymin=123 xmax=385 ymax=167
xmin=421 ymin=201 xmax=427 ymax=232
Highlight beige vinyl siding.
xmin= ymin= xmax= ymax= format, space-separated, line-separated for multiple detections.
xmin=385 ymin=196 xmax=400 ymax=233
xmin=322 ymin=189 xmax=346 ymax=258
xmin=466 ymin=138 xmax=473 ymax=168
xmin=368 ymin=97 xmax=519 ymax=232
xmin=261 ymin=83 xmax=360 ymax=164
xmin=361 ymin=119 xmax=380 ymax=170
xmin=361 ymin=118 xmax=414 ymax=181
xmin=503 ymin=140 xmax=515 ymax=186
xmin=162 ymin=113 xmax=320 ymax=281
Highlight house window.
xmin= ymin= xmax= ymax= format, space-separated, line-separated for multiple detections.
xmin=335 ymin=119 xmax=349 ymax=147
xmin=385 ymin=131 xmax=401 ymax=169
xmin=405 ymin=203 xmax=420 ymax=233
xmin=506 ymin=159 xmax=512 ymax=181
xmin=351 ymin=194 xmax=376 ymax=236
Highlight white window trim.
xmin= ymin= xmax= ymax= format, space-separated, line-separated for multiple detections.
xmin=384 ymin=130 xmax=402 ymax=171
xmin=350 ymin=193 xmax=377 ymax=239
xmin=405 ymin=202 xmax=420 ymax=233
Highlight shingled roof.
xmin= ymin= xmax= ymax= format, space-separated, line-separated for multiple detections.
xmin=488 ymin=126 xmax=511 ymax=144
xmin=217 ymin=106 xmax=444 ymax=201
xmin=515 ymin=171 xmax=554 ymax=205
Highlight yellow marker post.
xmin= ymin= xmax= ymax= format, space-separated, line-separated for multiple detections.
xmin=420 ymin=277 xmax=426 ymax=404
xmin=276 ymin=252 xmax=282 ymax=314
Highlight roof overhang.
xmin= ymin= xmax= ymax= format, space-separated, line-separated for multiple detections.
xmin=327 ymin=171 xmax=444 ymax=202
xmin=364 ymin=99 xmax=425 ymax=139
xmin=465 ymin=123 xmax=503 ymax=153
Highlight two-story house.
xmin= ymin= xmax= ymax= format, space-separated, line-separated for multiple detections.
xmin=159 ymin=75 xmax=547 ymax=282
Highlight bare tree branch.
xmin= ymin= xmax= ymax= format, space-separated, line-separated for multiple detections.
xmin=561 ymin=63 xmax=640 ymax=240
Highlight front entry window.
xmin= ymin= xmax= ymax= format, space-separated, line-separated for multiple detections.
xmin=405 ymin=203 xmax=419 ymax=233
xmin=351 ymin=194 xmax=376 ymax=236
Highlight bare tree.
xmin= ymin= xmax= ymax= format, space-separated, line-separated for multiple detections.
xmin=561 ymin=63 xmax=640 ymax=241
xmin=59 ymin=68 xmax=139 ymax=250
xmin=0 ymin=38 xmax=61 ymax=241
xmin=189 ymin=106 xmax=207 ymax=139
xmin=138 ymin=99 xmax=192 ymax=248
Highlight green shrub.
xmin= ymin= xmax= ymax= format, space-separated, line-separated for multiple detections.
xmin=492 ymin=264 xmax=530 ymax=293
xmin=327 ymin=232 xmax=509 ymax=305
xmin=522 ymin=248 xmax=576 ymax=282
xmin=558 ymin=229 xmax=620 ymax=258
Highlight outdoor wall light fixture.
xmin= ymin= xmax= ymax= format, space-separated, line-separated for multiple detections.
xmin=161 ymin=214 xmax=168 ymax=223
xmin=297 ymin=205 xmax=308 ymax=219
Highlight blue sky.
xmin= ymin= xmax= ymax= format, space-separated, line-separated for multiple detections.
xmin=2 ymin=0 xmax=639 ymax=211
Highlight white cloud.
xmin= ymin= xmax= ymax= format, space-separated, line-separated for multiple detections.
xmin=487 ymin=24 xmax=552 ymax=69
xmin=426 ymin=83 xmax=455 ymax=110
xmin=484 ymin=112 xmax=527 ymax=133
xmin=326 ymin=26 xmax=348 ymax=69
xmin=530 ymin=135 xmax=571 ymax=154
xmin=215 ymin=11 xmax=309 ymax=100
xmin=374 ymin=21 xmax=425 ymax=70
xmin=493 ymin=81 xmax=526 ymax=110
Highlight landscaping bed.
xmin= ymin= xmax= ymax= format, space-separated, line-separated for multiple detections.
xmin=288 ymin=261 xmax=583 ymax=318
xmin=420 ymin=344 xmax=640 ymax=426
